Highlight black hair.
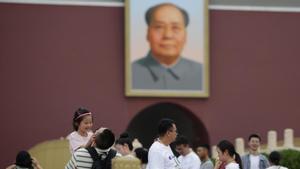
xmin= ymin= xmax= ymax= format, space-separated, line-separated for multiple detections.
xmin=174 ymin=135 xmax=189 ymax=146
xmin=145 ymin=3 xmax=189 ymax=27
xmin=115 ymin=132 xmax=134 ymax=151
xmin=217 ymin=140 xmax=243 ymax=169
xmin=134 ymin=148 xmax=148 ymax=164
xmin=197 ymin=143 xmax=211 ymax=157
xmin=95 ymin=128 xmax=115 ymax=150
xmin=269 ymin=151 xmax=281 ymax=165
xmin=15 ymin=151 xmax=33 ymax=169
xmin=72 ymin=107 xmax=92 ymax=131
xmin=119 ymin=132 xmax=131 ymax=139
xmin=197 ymin=143 xmax=211 ymax=151
xmin=158 ymin=118 xmax=175 ymax=137
xmin=248 ymin=134 xmax=261 ymax=142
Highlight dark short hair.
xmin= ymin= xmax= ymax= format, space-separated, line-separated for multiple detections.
xmin=248 ymin=134 xmax=261 ymax=142
xmin=269 ymin=151 xmax=281 ymax=165
xmin=134 ymin=148 xmax=148 ymax=164
xmin=115 ymin=132 xmax=133 ymax=151
xmin=197 ymin=144 xmax=211 ymax=151
xmin=158 ymin=118 xmax=175 ymax=137
xmin=15 ymin=151 xmax=33 ymax=168
xmin=72 ymin=107 xmax=92 ymax=131
xmin=145 ymin=3 xmax=189 ymax=27
xmin=174 ymin=135 xmax=189 ymax=146
xmin=95 ymin=129 xmax=115 ymax=150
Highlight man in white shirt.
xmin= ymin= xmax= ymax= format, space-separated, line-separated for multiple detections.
xmin=175 ymin=136 xmax=201 ymax=169
xmin=147 ymin=118 xmax=181 ymax=169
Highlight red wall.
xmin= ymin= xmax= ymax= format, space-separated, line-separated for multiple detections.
xmin=1 ymin=3 xmax=300 ymax=167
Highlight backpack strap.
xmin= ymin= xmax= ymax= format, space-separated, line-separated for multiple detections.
xmin=107 ymin=149 xmax=117 ymax=159
xmin=104 ymin=149 xmax=117 ymax=169
xmin=86 ymin=147 xmax=100 ymax=162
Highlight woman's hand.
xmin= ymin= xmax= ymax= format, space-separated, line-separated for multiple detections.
xmin=32 ymin=157 xmax=43 ymax=169
xmin=214 ymin=158 xmax=222 ymax=169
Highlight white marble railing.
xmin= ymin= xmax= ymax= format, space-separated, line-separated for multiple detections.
xmin=212 ymin=128 xmax=300 ymax=158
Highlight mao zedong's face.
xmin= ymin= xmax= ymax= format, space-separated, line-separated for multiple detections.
xmin=147 ymin=5 xmax=187 ymax=65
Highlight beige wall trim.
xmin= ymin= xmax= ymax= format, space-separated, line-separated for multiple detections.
xmin=0 ymin=0 xmax=124 ymax=7
xmin=1 ymin=0 xmax=300 ymax=12
xmin=209 ymin=4 xmax=300 ymax=13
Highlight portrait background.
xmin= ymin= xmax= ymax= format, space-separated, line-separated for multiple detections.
xmin=129 ymin=0 xmax=205 ymax=64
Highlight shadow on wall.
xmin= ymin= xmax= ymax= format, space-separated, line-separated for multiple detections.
xmin=126 ymin=102 xmax=209 ymax=150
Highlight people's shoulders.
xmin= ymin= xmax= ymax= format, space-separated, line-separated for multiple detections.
xmin=67 ymin=131 xmax=78 ymax=140
xmin=66 ymin=147 xmax=92 ymax=169
xmin=149 ymin=141 xmax=166 ymax=154
xmin=67 ymin=131 xmax=93 ymax=140
xmin=258 ymin=153 xmax=268 ymax=161
xmin=131 ymin=57 xmax=156 ymax=79
xmin=132 ymin=55 xmax=203 ymax=69
xmin=241 ymin=153 xmax=249 ymax=160
xmin=189 ymin=151 xmax=201 ymax=166
xmin=186 ymin=151 xmax=201 ymax=162
xmin=5 ymin=164 xmax=16 ymax=169
xmin=147 ymin=142 xmax=166 ymax=169
xmin=132 ymin=57 xmax=151 ymax=68
xmin=266 ymin=166 xmax=288 ymax=169
xmin=149 ymin=141 xmax=165 ymax=150
xmin=73 ymin=147 xmax=90 ymax=156
xmin=148 ymin=141 xmax=170 ymax=159
xmin=225 ymin=162 xmax=240 ymax=169
xmin=180 ymin=57 xmax=202 ymax=68
xmin=190 ymin=151 xmax=200 ymax=159
xmin=179 ymin=151 xmax=201 ymax=167
xmin=87 ymin=131 xmax=94 ymax=137
xmin=177 ymin=155 xmax=183 ymax=161
xmin=202 ymin=159 xmax=214 ymax=168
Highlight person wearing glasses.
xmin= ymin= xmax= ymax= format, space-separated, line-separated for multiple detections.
xmin=147 ymin=118 xmax=181 ymax=169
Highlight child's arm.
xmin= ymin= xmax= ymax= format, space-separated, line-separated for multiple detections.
xmin=32 ymin=157 xmax=43 ymax=169
xmin=5 ymin=164 xmax=16 ymax=169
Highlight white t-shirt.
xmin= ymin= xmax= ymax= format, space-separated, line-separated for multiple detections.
xmin=226 ymin=162 xmax=240 ymax=169
xmin=67 ymin=131 xmax=93 ymax=154
xmin=266 ymin=166 xmax=288 ymax=169
xmin=250 ymin=154 xmax=260 ymax=169
xmin=146 ymin=141 xmax=181 ymax=169
xmin=178 ymin=150 xmax=201 ymax=169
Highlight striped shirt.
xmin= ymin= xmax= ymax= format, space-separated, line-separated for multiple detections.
xmin=65 ymin=147 xmax=110 ymax=169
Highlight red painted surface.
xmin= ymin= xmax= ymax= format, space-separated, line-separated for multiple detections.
xmin=0 ymin=3 xmax=300 ymax=167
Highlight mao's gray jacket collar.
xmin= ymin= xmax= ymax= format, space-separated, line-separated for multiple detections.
xmin=144 ymin=52 xmax=185 ymax=82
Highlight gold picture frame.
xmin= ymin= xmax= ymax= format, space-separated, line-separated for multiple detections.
xmin=125 ymin=0 xmax=209 ymax=98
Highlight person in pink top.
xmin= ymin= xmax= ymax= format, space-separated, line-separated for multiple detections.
xmin=67 ymin=107 xmax=94 ymax=154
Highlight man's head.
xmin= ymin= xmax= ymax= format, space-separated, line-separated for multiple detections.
xmin=94 ymin=128 xmax=115 ymax=150
xmin=145 ymin=3 xmax=189 ymax=65
xmin=248 ymin=134 xmax=261 ymax=152
xmin=196 ymin=144 xmax=210 ymax=160
xmin=174 ymin=135 xmax=190 ymax=156
xmin=158 ymin=118 xmax=177 ymax=144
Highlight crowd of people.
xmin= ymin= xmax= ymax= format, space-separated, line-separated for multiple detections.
xmin=6 ymin=108 xmax=289 ymax=169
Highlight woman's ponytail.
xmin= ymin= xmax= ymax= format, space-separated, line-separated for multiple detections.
xmin=234 ymin=151 xmax=243 ymax=169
